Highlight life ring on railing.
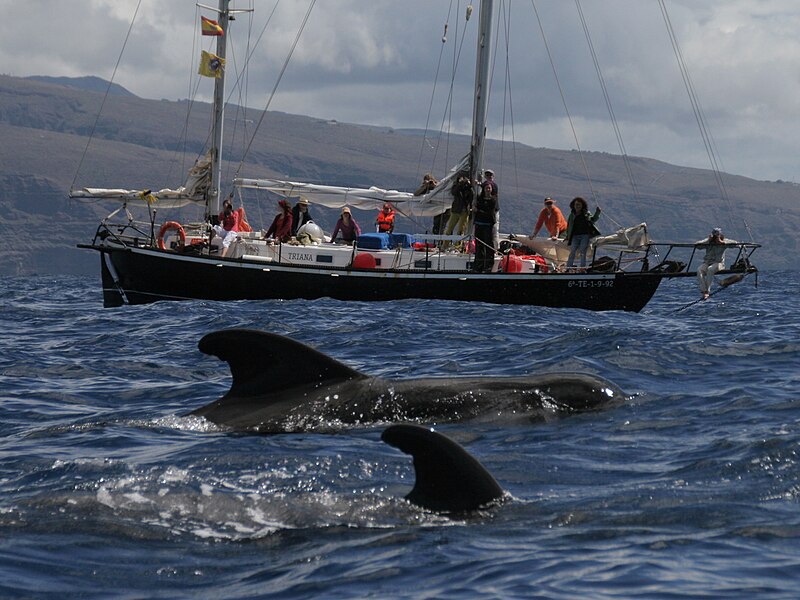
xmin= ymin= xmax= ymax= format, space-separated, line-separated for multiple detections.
xmin=157 ymin=221 xmax=186 ymax=250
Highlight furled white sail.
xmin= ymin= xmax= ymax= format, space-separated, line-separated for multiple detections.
xmin=69 ymin=154 xmax=212 ymax=209
xmin=234 ymin=156 xmax=469 ymax=217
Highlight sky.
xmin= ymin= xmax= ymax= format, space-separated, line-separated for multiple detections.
xmin=3 ymin=0 xmax=799 ymax=182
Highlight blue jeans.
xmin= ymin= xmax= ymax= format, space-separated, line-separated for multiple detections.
xmin=567 ymin=234 xmax=590 ymax=268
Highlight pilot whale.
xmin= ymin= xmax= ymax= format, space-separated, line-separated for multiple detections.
xmin=188 ymin=329 xmax=626 ymax=433
xmin=382 ymin=423 xmax=505 ymax=513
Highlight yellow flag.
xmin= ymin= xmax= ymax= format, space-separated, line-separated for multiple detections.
xmin=139 ymin=189 xmax=157 ymax=204
xmin=198 ymin=50 xmax=225 ymax=78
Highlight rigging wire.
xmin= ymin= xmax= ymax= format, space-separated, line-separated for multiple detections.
xmin=162 ymin=4 xmax=205 ymax=214
xmin=404 ymin=1 xmax=474 ymax=233
xmin=529 ymin=1 xmax=599 ymax=210
xmin=415 ymin=0 xmax=455 ymax=179
xmin=234 ymin=0 xmax=315 ymax=180
xmin=70 ymin=0 xmax=144 ymax=193
xmin=574 ymin=0 xmax=641 ymax=208
xmin=216 ymin=0 xmax=280 ymax=228
xmin=657 ymin=0 xmax=754 ymax=242
xmin=432 ymin=3 xmax=474 ymax=173
xmin=497 ymin=0 xmax=521 ymax=203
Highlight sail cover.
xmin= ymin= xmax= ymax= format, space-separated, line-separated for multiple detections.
xmin=68 ymin=154 xmax=212 ymax=209
xmin=235 ymin=156 xmax=469 ymax=218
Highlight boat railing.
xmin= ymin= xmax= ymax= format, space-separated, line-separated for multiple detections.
xmin=91 ymin=215 xmax=155 ymax=248
xmin=641 ymin=241 xmax=761 ymax=277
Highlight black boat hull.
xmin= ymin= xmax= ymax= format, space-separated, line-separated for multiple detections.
xmin=90 ymin=245 xmax=664 ymax=312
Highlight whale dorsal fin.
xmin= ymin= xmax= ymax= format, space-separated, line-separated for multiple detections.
xmin=199 ymin=329 xmax=366 ymax=399
xmin=381 ymin=424 xmax=504 ymax=513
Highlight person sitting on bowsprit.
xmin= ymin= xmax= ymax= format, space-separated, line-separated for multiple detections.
xmin=376 ymin=203 xmax=395 ymax=234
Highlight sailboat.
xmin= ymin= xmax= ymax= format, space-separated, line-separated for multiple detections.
xmin=73 ymin=0 xmax=759 ymax=312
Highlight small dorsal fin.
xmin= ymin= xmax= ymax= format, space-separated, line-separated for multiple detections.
xmin=381 ymin=424 xmax=504 ymax=513
xmin=199 ymin=329 xmax=365 ymax=399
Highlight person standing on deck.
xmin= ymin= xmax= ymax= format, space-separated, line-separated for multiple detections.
xmin=532 ymin=197 xmax=568 ymax=239
xmin=566 ymin=197 xmax=601 ymax=269
xmin=473 ymin=169 xmax=499 ymax=272
xmin=376 ymin=203 xmax=396 ymax=234
xmin=444 ymin=171 xmax=473 ymax=242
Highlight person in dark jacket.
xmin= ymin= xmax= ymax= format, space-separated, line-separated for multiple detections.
xmin=291 ymin=198 xmax=313 ymax=236
xmin=444 ymin=171 xmax=473 ymax=238
xmin=565 ymin=196 xmax=601 ymax=269
xmin=472 ymin=169 xmax=498 ymax=272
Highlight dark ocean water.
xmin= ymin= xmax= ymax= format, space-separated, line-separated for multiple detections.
xmin=1 ymin=271 xmax=798 ymax=599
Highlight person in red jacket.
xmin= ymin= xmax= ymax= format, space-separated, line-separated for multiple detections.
xmin=376 ymin=203 xmax=395 ymax=234
xmin=265 ymin=199 xmax=294 ymax=242
xmin=212 ymin=198 xmax=240 ymax=257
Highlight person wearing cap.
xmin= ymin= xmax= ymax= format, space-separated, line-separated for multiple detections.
xmin=695 ymin=227 xmax=736 ymax=300
xmin=330 ymin=207 xmax=361 ymax=244
xmin=265 ymin=199 xmax=294 ymax=243
xmin=376 ymin=202 xmax=396 ymax=234
xmin=291 ymin=198 xmax=314 ymax=236
xmin=473 ymin=168 xmax=499 ymax=272
xmin=211 ymin=197 xmax=240 ymax=257
xmin=532 ymin=197 xmax=568 ymax=239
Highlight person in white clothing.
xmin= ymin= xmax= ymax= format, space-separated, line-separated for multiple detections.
xmin=696 ymin=227 xmax=736 ymax=300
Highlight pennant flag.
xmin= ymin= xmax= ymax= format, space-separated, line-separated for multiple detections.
xmin=201 ymin=16 xmax=224 ymax=36
xmin=198 ymin=50 xmax=225 ymax=78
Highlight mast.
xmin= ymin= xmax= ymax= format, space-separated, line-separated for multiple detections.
xmin=208 ymin=0 xmax=230 ymax=217
xmin=469 ymin=0 xmax=495 ymax=181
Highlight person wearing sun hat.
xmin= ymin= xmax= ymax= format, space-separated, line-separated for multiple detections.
xmin=696 ymin=226 xmax=737 ymax=300
xmin=532 ymin=196 xmax=568 ymax=239
xmin=330 ymin=206 xmax=362 ymax=243
xmin=265 ymin=198 xmax=294 ymax=242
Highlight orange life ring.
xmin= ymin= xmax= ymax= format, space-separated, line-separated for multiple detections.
xmin=157 ymin=221 xmax=186 ymax=250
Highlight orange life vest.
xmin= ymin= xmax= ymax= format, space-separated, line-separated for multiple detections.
xmin=377 ymin=210 xmax=395 ymax=233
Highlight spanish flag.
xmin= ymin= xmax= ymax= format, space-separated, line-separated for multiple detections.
xmin=198 ymin=50 xmax=225 ymax=78
xmin=201 ymin=16 xmax=223 ymax=36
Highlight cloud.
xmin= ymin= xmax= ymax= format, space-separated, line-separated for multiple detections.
xmin=2 ymin=0 xmax=798 ymax=181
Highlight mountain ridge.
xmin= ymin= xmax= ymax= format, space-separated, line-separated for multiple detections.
xmin=0 ymin=74 xmax=795 ymax=276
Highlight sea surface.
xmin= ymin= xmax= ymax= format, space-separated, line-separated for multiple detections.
xmin=1 ymin=271 xmax=797 ymax=599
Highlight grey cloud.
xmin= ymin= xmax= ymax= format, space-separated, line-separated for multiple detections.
xmin=2 ymin=0 xmax=797 ymax=180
